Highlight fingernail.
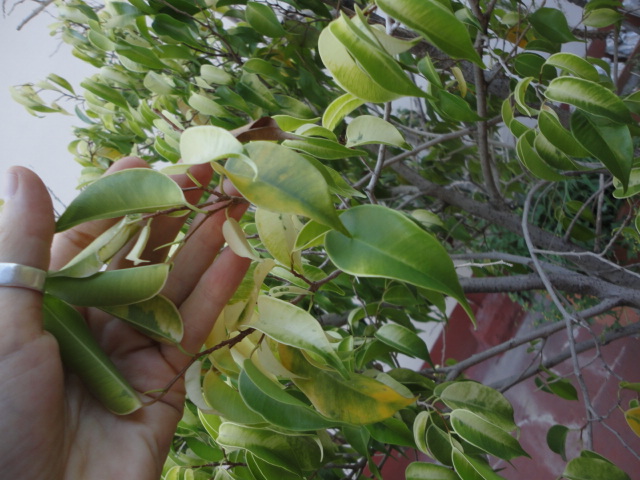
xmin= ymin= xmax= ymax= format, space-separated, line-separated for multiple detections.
xmin=2 ymin=170 xmax=18 ymax=201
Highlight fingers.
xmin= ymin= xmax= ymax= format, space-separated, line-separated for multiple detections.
xmin=162 ymin=181 xmax=249 ymax=306
xmin=0 ymin=167 xmax=55 ymax=353
xmin=165 ymin=247 xmax=251 ymax=359
xmin=50 ymin=157 xmax=149 ymax=271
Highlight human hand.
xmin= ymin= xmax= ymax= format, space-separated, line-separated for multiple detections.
xmin=0 ymin=158 xmax=250 ymax=480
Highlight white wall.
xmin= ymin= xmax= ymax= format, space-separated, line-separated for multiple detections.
xmin=0 ymin=5 xmax=93 ymax=209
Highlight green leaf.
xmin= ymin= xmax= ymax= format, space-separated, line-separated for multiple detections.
xmin=45 ymin=264 xmax=169 ymax=306
xmin=529 ymin=8 xmax=578 ymax=43
xmin=274 ymin=115 xmax=321 ymax=132
xmin=224 ymin=141 xmax=348 ymax=235
xmin=81 ymin=78 xmax=129 ymax=108
xmin=238 ymin=359 xmax=338 ymax=431
xmin=294 ymin=220 xmax=331 ymax=250
xmin=516 ymin=130 xmax=566 ymax=181
xmin=322 ymin=93 xmax=365 ymax=131
xmin=171 ymin=125 xmax=244 ymax=172
xmin=56 ymin=169 xmax=187 ymax=231
xmin=51 ymin=217 xmax=141 ymax=278
xmin=280 ymin=346 xmax=415 ymax=425
xmin=546 ymin=424 xmax=569 ymax=460
xmin=366 ymin=417 xmax=416 ymax=448
xmin=282 ymin=137 xmax=366 ymax=159
xmin=439 ymin=382 xmax=516 ymax=432
xmin=513 ymin=77 xmax=538 ymax=116
xmin=376 ymin=0 xmax=483 ymax=65
xmin=116 ymin=44 xmax=166 ymax=69
xmin=326 ymin=205 xmax=474 ymax=321
xmin=533 ymin=132 xmax=578 ymax=170
xmin=435 ymin=90 xmax=482 ymax=122
xmin=346 ymin=115 xmax=410 ymax=149
xmin=545 ymin=77 xmax=632 ymax=124
xmin=255 ymin=208 xmax=303 ymax=272
xmin=374 ymin=323 xmax=432 ymax=364
xmin=329 ymin=13 xmax=426 ymax=99
xmin=426 ymin=424 xmax=459 ymax=466
xmin=200 ymin=64 xmax=234 ymax=85
xmin=583 ymin=8 xmax=623 ymax=28
xmin=451 ymin=449 xmax=505 ymax=480
xmin=250 ymin=296 xmax=347 ymax=376
xmin=537 ymin=110 xmax=589 ymax=157
xmin=545 ymin=53 xmax=600 ymax=82
xmin=99 ymin=295 xmax=183 ymax=343
xmin=563 ymin=456 xmax=631 ymax=480
xmin=202 ymin=369 xmax=267 ymax=424
xmin=245 ymin=2 xmax=286 ymax=37
xmin=406 ymin=462 xmax=460 ymax=480
xmin=570 ymin=110 xmax=633 ymax=189
xmin=42 ymin=294 xmax=142 ymax=415
xmin=318 ymin=25 xmax=401 ymax=103
xmin=450 ymin=410 xmax=529 ymax=460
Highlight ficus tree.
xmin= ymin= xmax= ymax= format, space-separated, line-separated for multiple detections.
xmin=5 ymin=0 xmax=640 ymax=478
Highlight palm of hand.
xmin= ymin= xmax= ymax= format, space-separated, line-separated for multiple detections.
xmin=0 ymin=158 xmax=249 ymax=480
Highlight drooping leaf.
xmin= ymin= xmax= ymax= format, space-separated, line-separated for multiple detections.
xmin=545 ymin=77 xmax=632 ymax=124
xmin=45 ymin=264 xmax=169 ymax=306
xmin=325 ymin=205 xmax=474 ymax=321
xmin=449 ymin=410 xmax=529 ymax=461
xmin=435 ymin=90 xmax=482 ymax=122
xmin=249 ymin=296 xmax=347 ymax=376
xmin=516 ymin=130 xmax=566 ymax=181
xmin=451 ymin=448 xmax=506 ymax=480
xmin=238 ymin=359 xmax=338 ymax=431
xmin=546 ymin=424 xmax=570 ymax=460
xmin=294 ymin=220 xmax=332 ymax=251
xmin=439 ymin=382 xmax=517 ymax=432
xmin=426 ymin=424 xmax=460 ymax=466
xmin=42 ymin=294 xmax=142 ymax=415
xmin=322 ymin=93 xmax=365 ymax=131
xmin=366 ymin=417 xmax=416 ymax=448
xmin=279 ymin=346 xmax=415 ymax=425
xmin=570 ymin=110 xmax=633 ymax=189
xmin=537 ymin=110 xmax=589 ymax=157
xmin=56 ymin=169 xmax=187 ymax=232
xmin=216 ymin=422 xmax=323 ymax=475
xmin=624 ymin=406 xmax=640 ymax=437
xmin=224 ymin=141 xmax=348 ymax=235
xmin=282 ymin=137 xmax=366 ymax=159
xmin=406 ymin=462 xmax=460 ymax=480
xmin=376 ymin=0 xmax=483 ymax=65
xmin=346 ymin=115 xmax=410 ymax=149
xmin=99 ymin=294 xmax=183 ymax=343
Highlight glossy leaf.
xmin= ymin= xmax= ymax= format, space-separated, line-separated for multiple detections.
xmin=450 ymin=410 xmax=529 ymax=460
xmin=516 ymin=131 xmax=565 ymax=181
xmin=374 ymin=323 xmax=432 ymax=364
xmin=245 ymin=2 xmax=286 ymax=38
xmin=426 ymin=424 xmax=459 ymax=466
xmin=280 ymin=346 xmax=415 ymax=425
xmin=177 ymin=125 xmax=244 ymax=168
xmin=216 ymin=423 xmax=323 ymax=475
xmin=439 ymin=382 xmax=516 ymax=432
xmin=239 ymin=359 xmax=337 ymax=431
xmin=366 ymin=417 xmax=416 ymax=448
xmin=529 ymin=8 xmax=578 ymax=43
xmin=329 ymin=13 xmax=425 ymax=99
xmin=570 ymin=110 xmax=632 ymax=189
xmin=325 ymin=205 xmax=473 ymax=320
xmin=202 ymin=369 xmax=266 ymax=424
xmin=45 ymin=263 xmax=169 ymax=306
xmin=376 ymin=0 xmax=482 ymax=65
xmin=322 ymin=93 xmax=364 ymax=131
xmin=294 ymin=220 xmax=331 ymax=251
xmin=224 ymin=141 xmax=348 ymax=235
xmin=250 ymin=296 xmax=346 ymax=376
xmin=583 ymin=8 xmax=623 ymax=27
xmin=56 ymin=169 xmax=187 ymax=231
xmin=99 ymin=295 xmax=183 ymax=343
xmin=318 ymin=24 xmax=401 ymax=103
xmin=451 ymin=449 xmax=505 ymax=480
xmin=537 ymin=110 xmax=589 ymax=157
xmin=42 ymin=294 xmax=141 ymax=415
xmin=545 ymin=77 xmax=632 ymax=124
xmin=545 ymin=53 xmax=600 ymax=82
xmin=563 ymin=456 xmax=631 ymax=480
xmin=346 ymin=115 xmax=410 ymax=149
xmin=406 ymin=462 xmax=460 ymax=480
xmin=283 ymin=137 xmax=366 ymax=160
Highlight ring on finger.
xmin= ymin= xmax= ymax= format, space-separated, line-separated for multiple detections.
xmin=0 ymin=263 xmax=47 ymax=293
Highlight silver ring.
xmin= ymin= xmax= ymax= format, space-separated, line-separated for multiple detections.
xmin=0 ymin=263 xmax=47 ymax=293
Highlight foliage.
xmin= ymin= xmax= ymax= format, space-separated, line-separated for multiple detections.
xmin=10 ymin=0 xmax=640 ymax=478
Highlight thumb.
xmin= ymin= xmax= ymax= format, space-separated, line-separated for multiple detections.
xmin=0 ymin=167 xmax=55 ymax=354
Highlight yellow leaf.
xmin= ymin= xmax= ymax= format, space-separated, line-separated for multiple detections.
xmin=625 ymin=406 xmax=640 ymax=437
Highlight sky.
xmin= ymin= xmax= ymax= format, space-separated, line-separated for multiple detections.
xmin=1 ymin=4 xmax=93 ymax=209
